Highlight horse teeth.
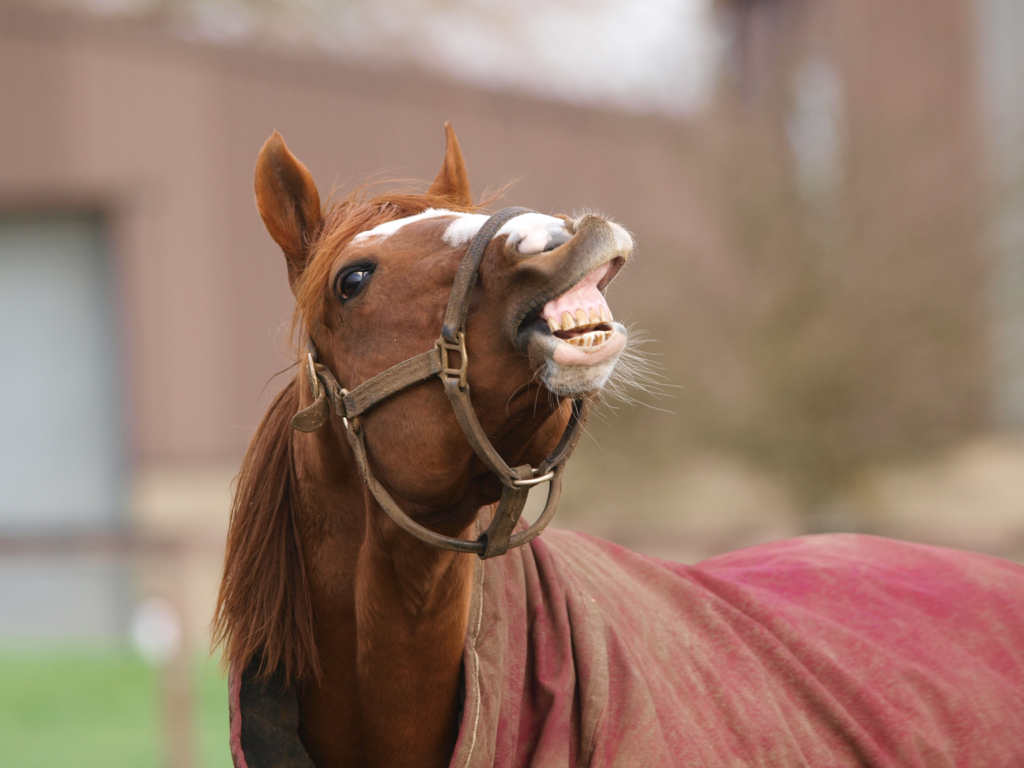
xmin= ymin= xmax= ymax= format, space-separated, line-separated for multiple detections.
xmin=575 ymin=309 xmax=589 ymax=327
xmin=561 ymin=311 xmax=576 ymax=330
xmin=558 ymin=325 xmax=614 ymax=349
xmin=589 ymin=308 xmax=601 ymax=325
xmin=547 ymin=317 xmax=560 ymax=332
xmin=600 ymin=307 xmax=611 ymax=323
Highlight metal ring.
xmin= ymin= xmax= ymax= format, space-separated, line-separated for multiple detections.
xmin=339 ymin=388 xmax=352 ymax=431
xmin=512 ymin=470 xmax=555 ymax=488
xmin=307 ymin=353 xmax=321 ymax=399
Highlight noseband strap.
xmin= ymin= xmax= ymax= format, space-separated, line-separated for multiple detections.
xmin=291 ymin=207 xmax=591 ymax=559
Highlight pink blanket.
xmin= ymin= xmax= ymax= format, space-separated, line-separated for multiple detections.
xmin=230 ymin=532 xmax=1024 ymax=766
xmin=452 ymin=531 xmax=1024 ymax=766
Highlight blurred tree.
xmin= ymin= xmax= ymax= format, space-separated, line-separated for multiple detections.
xmin=701 ymin=0 xmax=990 ymax=515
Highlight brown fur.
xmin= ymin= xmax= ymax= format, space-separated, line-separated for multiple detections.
xmin=426 ymin=123 xmax=472 ymax=206
xmin=293 ymin=188 xmax=477 ymax=341
xmin=253 ymin=132 xmax=323 ymax=287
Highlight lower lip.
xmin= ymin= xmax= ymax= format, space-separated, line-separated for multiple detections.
xmin=550 ymin=325 xmax=626 ymax=366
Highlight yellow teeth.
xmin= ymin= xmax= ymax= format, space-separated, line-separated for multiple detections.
xmin=565 ymin=329 xmax=613 ymax=348
xmin=545 ymin=307 xmax=615 ymax=333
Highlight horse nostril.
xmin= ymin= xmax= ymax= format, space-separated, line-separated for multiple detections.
xmin=541 ymin=230 xmax=572 ymax=252
xmin=511 ymin=226 xmax=572 ymax=257
xmin=504 ymin=214 xmax=576 ymax=257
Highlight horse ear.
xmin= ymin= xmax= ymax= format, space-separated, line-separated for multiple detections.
xmin=427 ymin=122 xmax=472 ymax=207
xmin=254 ymin=132 xmax=323 ymax=287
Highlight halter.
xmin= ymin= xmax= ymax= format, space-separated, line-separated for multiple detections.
xmin=290 ymin=208 xmax=590 ymax=559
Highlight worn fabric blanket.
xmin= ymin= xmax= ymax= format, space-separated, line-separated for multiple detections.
xmin=230 ymin=532 xmax=1024 ymax=767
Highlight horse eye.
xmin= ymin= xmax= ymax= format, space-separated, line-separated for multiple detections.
xmin=337 ymin=268 xmax=373 ymax=301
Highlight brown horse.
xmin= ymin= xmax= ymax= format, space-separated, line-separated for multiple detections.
xmin=215 ymin=124 xmax=631 ymax=768
xmin=217 ymin=126 xmax=1024 ymax=768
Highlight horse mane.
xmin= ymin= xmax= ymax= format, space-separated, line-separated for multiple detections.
xmin=214 ymin=185 xmax=495 ymax=685
xmin=212 ymin=377 xmax=318 ymax=684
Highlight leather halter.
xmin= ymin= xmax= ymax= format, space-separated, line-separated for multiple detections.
xmin=290 ymin=208 xmax=590 ymax=559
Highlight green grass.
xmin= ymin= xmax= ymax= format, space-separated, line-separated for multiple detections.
xmin=0 ymin=648 xmax=232 ymax=768
xmin=196 ymin=655 xmax=234 ymax=768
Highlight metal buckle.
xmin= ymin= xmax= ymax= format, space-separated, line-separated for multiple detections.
xmin=306 ymin=353 xmax=321 ymax=400
xmin=338 ymin=388 xmax=360 ymax=433
xmin=436 ymin=332 xmax=469 ymax=390
xmin=511 ymin=469 xmax=555 ymax=488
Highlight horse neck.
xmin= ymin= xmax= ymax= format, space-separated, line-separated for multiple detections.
xmin=292 ymin=415 xmax=477 ymax=768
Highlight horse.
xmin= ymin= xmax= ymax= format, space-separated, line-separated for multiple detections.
xmin=216 ymin=124 xmax=1024 ymax=768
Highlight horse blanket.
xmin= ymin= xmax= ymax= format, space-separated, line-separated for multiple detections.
xmin=229 ymin=532 xmax=1024 ymax=767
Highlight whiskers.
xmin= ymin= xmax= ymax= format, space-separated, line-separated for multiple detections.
xmin=601 ymin=325 xmax=675 ymax=413
xmin=539 ymin=323 xmax=675 ymax=415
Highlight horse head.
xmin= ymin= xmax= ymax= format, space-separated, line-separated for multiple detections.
xmin=253 ymin=124 xmax=632 ymax=529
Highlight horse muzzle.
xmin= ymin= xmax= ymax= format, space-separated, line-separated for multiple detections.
xmin=512 ymin=215 xmax=632 ymax=394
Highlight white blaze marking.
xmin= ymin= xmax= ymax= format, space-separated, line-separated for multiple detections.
xmin=441 ymin=214 xmax=490 ymax=246
xmin=351 ymin=208 xmax=459 ymax=241
xmin=442 ymin=212 xmax=567 ymax=252
xmin=351 ymin=208 xmax=569 ymax=256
